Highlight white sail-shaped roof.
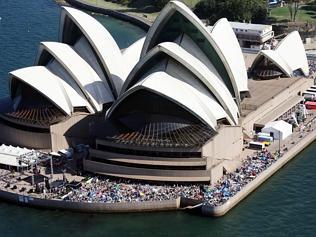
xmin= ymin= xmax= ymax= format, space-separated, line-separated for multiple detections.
xmin=275 ymin=31 xmax=309 ymax=76
xmin=165 ymin=61 xmax=229 ymax=125
xmin=122 ymin=42 xmax=239 ymax=125
xmin=72 ymin=36 xmax=116 ymax=98
xmin=211 ymin=18 xmax=248 ymax=92
xmin=251 ymin=31 xmax=309 ymax=77
xmin=45 ymin=59 xmax=94 ymax=113
xmin=36 ymin=42 xmax=113 ymax=112
xmin=108 ymin=71 xmax=227 ymax=130
xmin=140 ymin=0 xmax=245 ymax=102
xmin=122 ymin=37 xmax=146 ymax=79
xmin=252 ymin=50 xmax=292 ymax=77
xmin=9 ymin=66 xmax=73 ymax=115
xmin=60 ymin=6 xmax=125 ymax=95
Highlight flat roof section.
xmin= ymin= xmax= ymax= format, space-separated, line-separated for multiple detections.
xmin=255 ymin=95 xmax=303 ymax=126
xmin=241 ymin=77 xmax=301 ymax=117
xmin=230 ymin=22 xmax=272 ymax=31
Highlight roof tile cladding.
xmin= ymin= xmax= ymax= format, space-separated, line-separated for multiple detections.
xmin=109 ymin=0 xmax=248 ymax=136
xmin=4 ymin=1 xmax=250 ymax=145
xmin=210 ymin=18 xmax=248 ymax=92
xmin=251 ymin=31 xmax=309 ymax=78
xmin=60 ymin=7 xmax=125 ymax=97
xmin=119 ymin=42 xmax=239 ymax=126
xmin=140 ymin=1 xmax=249 ymax=102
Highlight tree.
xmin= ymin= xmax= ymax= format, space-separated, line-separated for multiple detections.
xmin=194 ymin=0 xmax=217 ymax=20
xmin=194 ymin=0 xmax=267 ymax=24
xmin=155 ymin=0 xmax=170 ymax=8
xmin=287 ymin=0 xmax=300 ymax=22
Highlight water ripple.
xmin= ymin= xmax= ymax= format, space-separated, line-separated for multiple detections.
xmin=0 ymin=1 xmax=315 ymax=237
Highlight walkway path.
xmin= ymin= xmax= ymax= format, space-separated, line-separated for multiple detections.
xmin=67 ymin=0 xmax=154 ymax=25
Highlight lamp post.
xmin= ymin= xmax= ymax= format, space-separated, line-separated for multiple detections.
xmin=31 ymin=163 xmax=34 ymax=186
xmin=278 ymin=130 xmax=281 ymax=156
xmin=50 ymin=155 xmax=54 ymax=180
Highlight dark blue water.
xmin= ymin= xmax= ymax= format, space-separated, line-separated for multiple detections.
xmin=0 ymin=0 xmax=145 ymax=97
xmin=1 ymin=144 xmax=316 ymax=237
xmin=0 ymin=1 xmax=316 ymax=236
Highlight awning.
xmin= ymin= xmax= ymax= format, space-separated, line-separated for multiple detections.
xmin=0 ymin=144 xmax=36 ymax=167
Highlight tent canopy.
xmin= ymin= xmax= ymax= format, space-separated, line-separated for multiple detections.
xmin=0 ymin=144 xmax=37 ymax=167
xmin=262 ymin=120 xmax=292 ymax=140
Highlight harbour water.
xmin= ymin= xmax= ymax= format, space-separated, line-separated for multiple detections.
xmin=0 ymin=1 xmax=315 ymax=236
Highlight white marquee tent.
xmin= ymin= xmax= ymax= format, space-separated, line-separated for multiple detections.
xmin=0 ymin=144 xmax=37 ymax=167
xmin=262 ymin=120 xmax=293 ymax=140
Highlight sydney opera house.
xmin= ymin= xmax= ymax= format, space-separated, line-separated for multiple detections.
xmin=0 ymin=1 xmax=312 ymax=183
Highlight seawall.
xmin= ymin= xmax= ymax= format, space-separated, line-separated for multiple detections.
xmin=0 ymin=189 xmax=180 ymax=213
xmin=1 ymin=126 xmax=314 ymax=215
xmin=201 ymin=126 xmax=316 ymax=217
xmin=65 ymin=0 xmax=151 ymax=31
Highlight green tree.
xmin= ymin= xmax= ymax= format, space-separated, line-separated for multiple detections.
xmin=155 ymin=0 xmax=171 ymax=8
xmin=284 ymin=0 xmax=312 ymax=22
xmin=286 ymin=0 xmax=300 ymax=22
xmin=194 ymin=0 xmax=267 ymax=24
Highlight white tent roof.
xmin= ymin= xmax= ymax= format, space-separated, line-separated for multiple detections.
xmin=263 ymin=120 xmax=292 ymax=133
xmin=60 ymin=7 xmax=125 ymax=95
xmin=0 ymin=144 xmax=36 ymax=167
xmin=37 ymin=42 xmax=114 ymax=112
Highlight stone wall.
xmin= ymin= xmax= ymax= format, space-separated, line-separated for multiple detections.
xmin=0 ymin=189 xmax=180 ymax=213
xmin=202 ymin=123 xmax=316 ymax=216
xmin=0 ymin=122 xmax=51 ymax=149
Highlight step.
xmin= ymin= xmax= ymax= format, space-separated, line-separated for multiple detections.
xmin=90 ymin=149 xmax=206 ymax=167
xmin=84 ymin=160 xmax=211 ymax=182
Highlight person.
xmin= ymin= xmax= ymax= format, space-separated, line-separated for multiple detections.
xmin=62 ymin=171 xmax=67 ymax=184
xmin=45 ymin=178 xmax=50 ymax=191
xmin=43 ymin=187 xmax=47 ymax=198
xmin=35 ymin=183 xmax=40 ymax=193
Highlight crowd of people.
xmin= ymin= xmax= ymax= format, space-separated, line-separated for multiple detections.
xmin=309 ymin=60 xmax=316 ymax=79
xmin=203 ymin=150 xmax=277 ymax=206
xmin=3 ymin=115 xmax=313 ymax=207
xmin=7 ymin=117 xmax=316 ymax=207
xmin=50 ymin=115 xmax=316 ymax=207
xmin=45 ymin=149 xmax=280 ymax=207
xmin=53 ymin=178 xmax=204 ymax=203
